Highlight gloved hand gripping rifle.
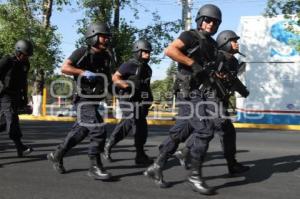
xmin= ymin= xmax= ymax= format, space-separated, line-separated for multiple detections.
xmin=212 ymin=52 xmax=249 ymax=98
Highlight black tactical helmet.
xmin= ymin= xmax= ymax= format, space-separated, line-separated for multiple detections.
xmin=15 ymin=39 xmax=33 ymax=56
xmin=195 ymin=4 xmax=222 ymax=23
xmin=195 ymin=4 xmax=222 ymax=34
xmin=132 ymin=39 xmax=152 ymax=52
xmin=216 ymin=30 xmax=240 ymax=52
xmin=85 ymin=22 xmax=111 ymax=46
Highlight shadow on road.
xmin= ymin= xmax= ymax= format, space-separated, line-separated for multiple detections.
xmin=205 ymin=154 xmax=300 ymax=191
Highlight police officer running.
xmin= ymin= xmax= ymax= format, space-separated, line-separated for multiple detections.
xmin=47 ymin=22 xmax=113 ymax=180
xmin=0 ymin=39 xmax=33 ymax=157
xmin=210 ymin=30 xmax=250 ymax=175
xmin=173 ymin=30 xmax=250 ymax=175
xmin=144 ymin=4 xmax=225 ymax=195
xmin=102 ymin=39 xmax=154 ymax=165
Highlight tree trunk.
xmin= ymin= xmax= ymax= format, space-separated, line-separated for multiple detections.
xmin=19 ymin=0 xmax=33 ymax=21
xmin=42 ymin=0 xmax=53 ymax=29
xmin=113 ymin=0 xmax=120 ymax=30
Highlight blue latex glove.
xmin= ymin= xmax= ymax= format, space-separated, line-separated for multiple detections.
xmin=82 ymin=70 xmax=96 ymax=80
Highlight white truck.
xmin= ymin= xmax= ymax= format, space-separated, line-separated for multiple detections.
xmin=236 ymin=15 xmax=300 ymax=125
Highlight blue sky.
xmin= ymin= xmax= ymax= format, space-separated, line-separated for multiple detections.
xmin=52 ymin=0 xmax=268 ymax=80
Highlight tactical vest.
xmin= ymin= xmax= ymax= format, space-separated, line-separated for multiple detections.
xmin=217 ymin=50 xmax=249 ymax=98
xmin=177 ymin=30 xmax=218 ymax=90
xmin=218 ymin=50 xmax=239 ymax=76
xmin=75 ymin=48 xmax=112 ymax=98
xmin=0 ymin=56 xmax=13 ymax=94
xmin=0 ymin=55 xmax=28 ymax=96
xmin=121 ymin=58 xmax=152 ymax=102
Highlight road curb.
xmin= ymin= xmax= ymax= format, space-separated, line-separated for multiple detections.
xmin=19 ymin=115 xmax=300 ymax=130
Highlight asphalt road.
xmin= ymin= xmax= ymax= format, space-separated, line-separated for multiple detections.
xmin=1 ymin=121 xmax=300 ymax=199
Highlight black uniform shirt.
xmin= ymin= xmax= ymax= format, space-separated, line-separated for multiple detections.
xmin=178 ymin=30 xmax=217 ymax=66
xmin=67 ymin=47 xmax=112 ymax=99
xmin=118 ymin=59 xmax=152 ymax=86
xmin=0 ymin=55 xmax=29 ymax=97
xmin=69 ymin=47 xmax=111 ymax=78
xmin=118 ymin=59 xmax=153 ymax=102
xmin=179 ymin=31 xmax=198 ymax=53
xmin=175 ymin=30 xmax=218 ymax=88
xmin=118 ymin=61 xmax=139 ymax=80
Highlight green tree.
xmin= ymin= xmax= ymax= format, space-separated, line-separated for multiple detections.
xmin=265 ymin=0 xmax=300 ymax=20
xmin=151 ymin=79 xmax=168 ymax=101
xmin=165 ymin=61 xmax=177 ymax=93
xmin=75 ymin=0 xmax=181 ymax=69
xmin=0 ymin=0 xmax=71 ymax=94
xmin=264 ymin=0 xmax=300 ymax=51
xmin=151 ymin=62 xmax=177 ymax=102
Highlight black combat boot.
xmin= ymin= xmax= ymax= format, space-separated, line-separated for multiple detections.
xmin=135 ymin=146 xmax=154 ymax=165
xmin=17 ymin=146 xmax=33 ymax=157
xmin=173 ymin=147 xmax=191 ymax=169
xmin=14 ymin=139 xmax=33 ymax=157
xmin=88 ymin=155 xmax=112 ymax=180
xmin=102 ymin=139 xmax=114 ymax=162
xmin=47 ymin=147 xmax=66 ymax=174
xmin=144 ymin=153 xmax=170 ymax=188
xmin=187 ymin=159 xmax=215 ymax=195
xmin=227 ymin=159 xmax=250 ymax=176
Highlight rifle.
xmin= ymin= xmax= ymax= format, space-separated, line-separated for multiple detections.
xmin=225 ymin=72 xmax=249 ymax=98
xmin=204 ymin=61 xmax=230 ymax=100
xmin=205 ymin=52 xmax=249 ymax=101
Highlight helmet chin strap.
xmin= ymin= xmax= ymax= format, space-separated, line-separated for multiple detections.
xmin=15 ymin=51 xmax=21 ymax=57
xmin=133 ymin=51 xmax=149 ymax=64
xmin=141 ymin=58 xmax=150 ymax=64
xmin=100 ymin=41 xmax=108 ymax=48
xmin=94 ymin=43 xmax=103 ymax=49
xmin=15 ymin=51 xmax=25 ymax=60
xmin=92 ymin=35 xmax=107 ymax=50
xmin=199 ymin=29 xmax=212 ymax=37
xmin=231 ymin=48 xmax=239 ymax=54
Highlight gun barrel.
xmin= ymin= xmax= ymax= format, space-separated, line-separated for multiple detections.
xmin=238 ymin=52 xmax=246 ymax=57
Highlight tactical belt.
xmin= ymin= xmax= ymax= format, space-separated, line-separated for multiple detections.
xmin=176 ymin=72 xmax=215 ymax=97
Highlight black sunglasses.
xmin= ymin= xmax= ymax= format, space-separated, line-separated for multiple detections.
xmin=141 ymin=50 xmax=151 ymax=53
xmin=100 ymin=34 xmax=111 ymax=38
xmin=203 ymin=17 xmax=220 ymax=25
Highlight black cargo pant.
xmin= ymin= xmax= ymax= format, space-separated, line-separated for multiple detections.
xmin=108 ymin=99 xmax=149 ymax=151
xmin=0 ymin=114 xmax=6 ymax=132
xmin=0 ymin=94 xmax=26 ymax=150
xmin=58 ymin=99 xmax=107 ymax=156
xmin=158 ymin=89 xmax=235 ymax=161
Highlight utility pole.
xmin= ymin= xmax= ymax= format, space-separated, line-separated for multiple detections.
xmin=181 ymin=0 xmax=192 ymax=30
